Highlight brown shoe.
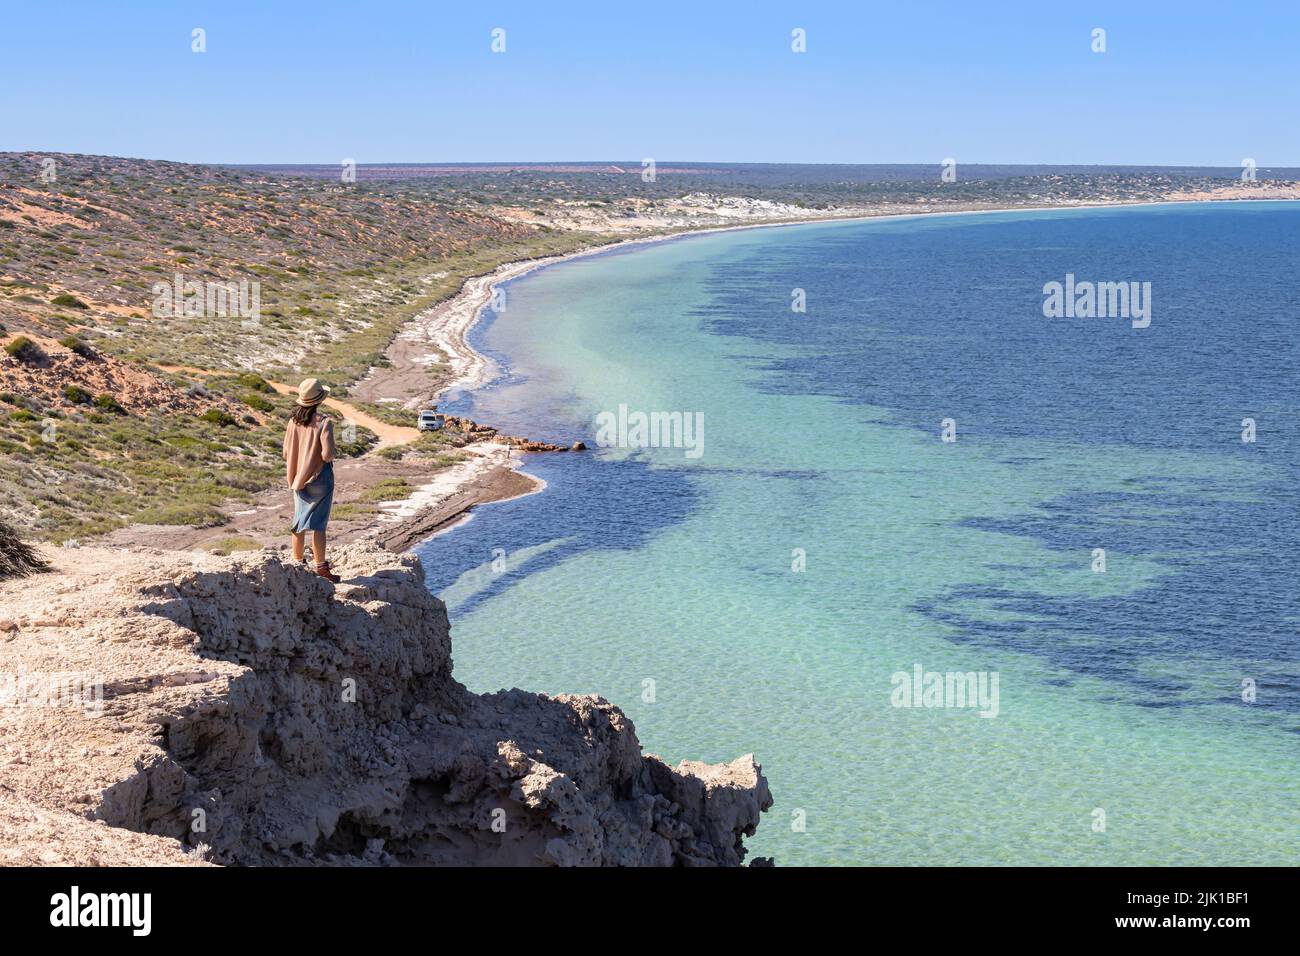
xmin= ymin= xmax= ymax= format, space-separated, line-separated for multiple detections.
xmin=314 ymin=561 xmax=341 ymax=583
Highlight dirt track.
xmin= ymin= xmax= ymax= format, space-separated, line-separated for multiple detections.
xmin=265 ymin=381 xmax=420 ymax=449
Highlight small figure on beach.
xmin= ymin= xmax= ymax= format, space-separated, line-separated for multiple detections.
xmin=283 ymin=377 xmax=339 ymax=582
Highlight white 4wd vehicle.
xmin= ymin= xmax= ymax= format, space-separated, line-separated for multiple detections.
xmin=417 ymin=409 xmax=446 ymax=432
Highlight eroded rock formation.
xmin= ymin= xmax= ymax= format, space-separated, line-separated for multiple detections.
xmin=0 ymin=544 xmax=770 ymax=865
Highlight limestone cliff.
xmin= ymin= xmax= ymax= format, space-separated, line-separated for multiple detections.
xmin=0 ymin=544 xmax=770 ymax=866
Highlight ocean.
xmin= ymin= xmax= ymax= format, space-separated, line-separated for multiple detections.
xmin=414 ymin=202 xmax=1300 ymax=865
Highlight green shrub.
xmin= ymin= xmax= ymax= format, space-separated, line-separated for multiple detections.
xmin=236 ymin=372 xmax=274 ymax=393
xmin=200 ymin=408 xmax=238 ymax=427
xmin=62 ymin=385 xmax=92 ymax=405
xmin=5 ymin=337 xmax=45 ymax=362
xmin=329 ymin=503 xmax=376 ymax=520
xmin=206 ymin=535 xmax=262 ymax=555
xmin=426 ymin=453 xmax=467 ymax=470
xmin=135 ymin=503 xmax=227 ymax=528
xmin=50 ymin=293 xmax=89 ymax=310
xmin=58 ymin=335 xmax=95 ymax=358
xmin=335 ymin=425 xmax=377 ymax=458
xmin=93 ymin=393 xmax=125 ymax=414
xmin=356 ymin=477 xmax=412 ymax=502
xmin=241 ymin=392 xmax=274 ymax=412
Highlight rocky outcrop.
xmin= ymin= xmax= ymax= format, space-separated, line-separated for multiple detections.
xmin=0 ymin=544 xmax=770 ymax=865
xmin=433 ymin=414 xmax=582 ymax=453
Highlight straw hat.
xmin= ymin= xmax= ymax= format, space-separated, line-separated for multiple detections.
xmin=295 ymin=378 xmax=330 ymax=407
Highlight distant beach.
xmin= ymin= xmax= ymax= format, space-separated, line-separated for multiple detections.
xmin=384 ymin=195 xmax=1300 ymax=541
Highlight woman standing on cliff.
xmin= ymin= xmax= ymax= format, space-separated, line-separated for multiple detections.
xmin=284 ymin=378 xmax=340 ymax=583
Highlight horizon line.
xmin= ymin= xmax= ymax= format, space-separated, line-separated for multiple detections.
xmin=6 ymin=151 xmax=1300 ymax=172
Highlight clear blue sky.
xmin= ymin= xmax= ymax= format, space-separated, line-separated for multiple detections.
xmin=2 ymin=0 xmax=1296 ymax=165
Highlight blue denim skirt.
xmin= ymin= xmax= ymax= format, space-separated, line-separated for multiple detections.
xmin=291 ymin=461 xmax=334 ymax=533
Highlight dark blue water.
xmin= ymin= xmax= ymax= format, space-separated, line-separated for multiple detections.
xmin=693 ymin=204 xmax=1300 ymax=717
xmin=417 ymin=204 xmax=1300 ymax=863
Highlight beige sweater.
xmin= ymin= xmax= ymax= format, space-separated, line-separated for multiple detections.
xmin=283 ymin=413 xmax=336 ymax=491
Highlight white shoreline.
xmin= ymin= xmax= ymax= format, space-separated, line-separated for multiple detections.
xmin=425 ymin=196 xmax=1298 ymax=403
xmin=376 ymin=438 xmax=548 ymax=537
xmin=393 ymin=196 xmax=1297 ymax=547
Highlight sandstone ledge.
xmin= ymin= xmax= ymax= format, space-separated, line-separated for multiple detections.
xmin=0 ymin=544 xmax=771 ymax=866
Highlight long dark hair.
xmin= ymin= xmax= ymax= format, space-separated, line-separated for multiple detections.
xmin=290 ymin=404 xmax=318 ymax=427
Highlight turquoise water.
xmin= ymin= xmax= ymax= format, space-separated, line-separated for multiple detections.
xmin=417 ymin=204 xmax=1300 ymax=865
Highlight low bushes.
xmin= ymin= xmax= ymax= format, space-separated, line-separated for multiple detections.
xmin=200 ymin=408 xmax=238 ymax=427
xmin=236 ymin=372 xmax=273 ymax=393
xmin=356 ymin=477 xmax=412 ymax=503
xmin=50 ymin=293 xmax=89 ymax=310
xmin=135 ymin=502 xmax=227 ymax=528
xmin=58 ymin=335 xmax=96 ymax=358
xmin=93 ymin=393 xmax=126 ymax=414
xmin=5 ymin=336 xmax=45 ymax=363
xmin=206 ymin=536 xmax=262 ymax=555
